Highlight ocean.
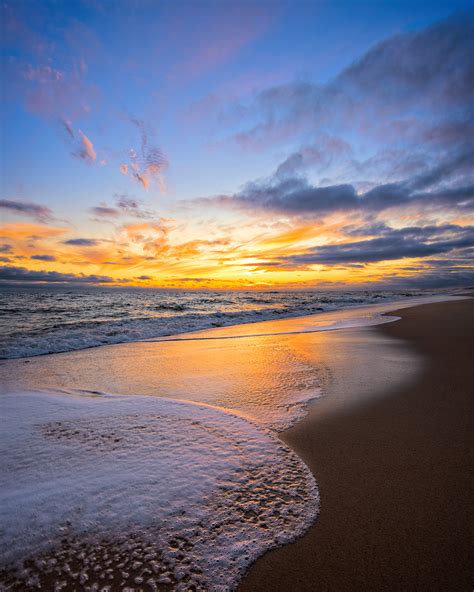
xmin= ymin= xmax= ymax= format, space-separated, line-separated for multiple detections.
xmin=0 ymin=285 xmax=439 ymax=359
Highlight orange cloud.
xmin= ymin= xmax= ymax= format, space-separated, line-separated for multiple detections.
xmin=0 ymin=223 xmax=68 ymax=240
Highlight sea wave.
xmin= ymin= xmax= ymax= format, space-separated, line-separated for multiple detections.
xmin=0 ymin=288 xmax=440 ymax=359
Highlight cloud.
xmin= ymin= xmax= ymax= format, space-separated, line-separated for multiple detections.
xmin=0 ymin=222 xmax=68 ymax=241
xmin=89 ymin=206 xmax=120 ymax=218
xmin=135 ymin=275 xmax=152 ymax=280
xmin=0 ymin=265 xmax=122 ymax=285
xmin=77 ymin=130 xmax=96 ymax=162
xmin=209 ymin=12 xmax=474 ymax=249
xmin=114 ymin=194 xmax=156 ymax=219
xmin=231 ymin=13 xmax=474 ymax=151
xmin=60 ymin=119 xmax=97 ymax=163
xmin=89 ymin=195 xmax=156 ymax=220
xmin=210 ymin=144 xmax=474 ymax=217
xmin=274 ymin=135 xmax=352 ymax=178
xmin=120 ymin=117 xmax=168 ymax=191
xmin=267 ymin=224 xmax=474 ymax=267
xmin=0 ymin=244 xmax=13 ymax=253
xmin=63 ymin=238 xmax=99 ymax=246
xmin=375 ymin=268 xmax=474 ymax=290
xmin=31 ymin=254 xmax=56 ymax=261
xmin=0 ymin=199 xmax=54 ymax=222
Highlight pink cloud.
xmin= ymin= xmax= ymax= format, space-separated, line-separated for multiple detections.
xmin=78 ymin=131 xmax=96 ymax=161
xmin=60 ymin=119 xmax=98 ymax=164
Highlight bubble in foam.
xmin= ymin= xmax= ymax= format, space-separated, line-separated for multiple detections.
xmin=0 ymin=391 xmax=319 ymax=591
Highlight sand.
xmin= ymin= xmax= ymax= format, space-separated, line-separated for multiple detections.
xmin=240 ymin=298 xmax=473 ymax=591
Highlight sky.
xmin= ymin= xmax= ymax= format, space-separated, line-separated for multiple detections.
xmin=1 ymin=0 xmax=473 ymax=290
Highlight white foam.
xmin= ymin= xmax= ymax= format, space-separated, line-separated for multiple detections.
xmin=0 ymin=391 xmax=319 ymax=591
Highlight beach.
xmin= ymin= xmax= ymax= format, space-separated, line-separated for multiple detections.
xmin=0 ymin=296 xmax=472 ymax=590
xmin=240 ymin=298 xmax=473 ymax=591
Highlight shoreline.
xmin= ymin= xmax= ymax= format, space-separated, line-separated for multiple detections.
xmin=239 ymin=298 xmax=473 ymax=591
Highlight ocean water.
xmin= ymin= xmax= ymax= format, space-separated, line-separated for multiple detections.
xmin=0 ymin=285 xmax=438 ymax=359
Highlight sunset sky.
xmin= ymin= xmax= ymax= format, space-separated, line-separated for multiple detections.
xmin=1 ymin=0 xmax=473 ymax=290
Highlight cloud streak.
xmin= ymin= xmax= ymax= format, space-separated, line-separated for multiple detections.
xmin=31 ymin=254 xmax=56 ymax=261
xmin=0 ymin=199 xmax=54 ymax=222
xmin=63 ymin=238 xmax=99 ymax=246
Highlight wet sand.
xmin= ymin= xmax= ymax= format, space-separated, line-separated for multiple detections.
xmin=240 ymin=298 xmax=473 ymax=591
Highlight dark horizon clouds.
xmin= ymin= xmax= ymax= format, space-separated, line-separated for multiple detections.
xmin=0 ymin=265 xmax=121 ymax=284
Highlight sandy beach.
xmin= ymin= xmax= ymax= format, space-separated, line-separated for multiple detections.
xmin=240 ymin=298 xmax=473 ymax=591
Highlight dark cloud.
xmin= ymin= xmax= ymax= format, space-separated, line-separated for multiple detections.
xmin=377 ymin=269 xmax=474 ymax=290
xmin=31 ymin=254 xmax=56 ymax=261
xmin=0 ymin=256 xmax=11 ymax=263
xmin=63 ymin=238 xmax=99 ymax=246
xmin=0 ymin=199 xmax=54 ymax=222
xmin=135 ymin=275 xmax=152 ymax=280
xmin=213 ymin=145 xmax=474 ymax=216
xmin=269 ymin=225 xmax=474 ymax=266
xmin=225 ymin=178 xmax=357 ymax=214
xmin=0 ymin=266 xmax=122 ymax=284
xmin=0 ymin=244 xmax=13 ymax=253
xmin=89 ymin=206 xmax=120 ymax=218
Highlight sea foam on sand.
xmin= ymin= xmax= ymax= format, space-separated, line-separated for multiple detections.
xmin=0 ymin=391 xmax=319 ymax=591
